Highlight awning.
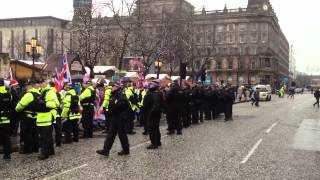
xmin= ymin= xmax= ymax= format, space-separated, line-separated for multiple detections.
xmin=145 ymin=74 xmax=170 ymax=80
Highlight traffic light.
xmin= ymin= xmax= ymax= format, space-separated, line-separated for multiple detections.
xmin=180 ymin=63 xmax=187 ymax=80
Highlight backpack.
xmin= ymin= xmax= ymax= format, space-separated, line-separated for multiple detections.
xmin=30 ymin=92 xmax=50 ymax=113
xmin=0 ymin=92 xmax=12 ymax=115
xmin=81 ymin=88 xmax=95 ymax=105
xmin=129 ymin=89 xmax=139 ymax=105
xmin=69 ymin=94 xmax=79 ymax=113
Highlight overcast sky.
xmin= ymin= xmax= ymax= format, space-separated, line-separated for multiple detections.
xmin=0 ymin=0 xmax=319 ymax=74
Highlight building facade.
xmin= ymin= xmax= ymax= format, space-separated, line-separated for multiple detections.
xmin=0 ymin=16 xmax=71 ymax=60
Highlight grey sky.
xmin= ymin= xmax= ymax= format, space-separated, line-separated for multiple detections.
xmin=0 ymin=0 xmax=319 ymax=74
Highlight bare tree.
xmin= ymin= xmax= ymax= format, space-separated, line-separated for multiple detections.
xmin=72 ymin=5 xmax=109 ymax=78
xmin=105 ymin=0 xmax=137 ymax=71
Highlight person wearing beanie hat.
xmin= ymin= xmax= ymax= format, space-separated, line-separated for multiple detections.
xmin=97 ymin=82 xmax=130 ymax=157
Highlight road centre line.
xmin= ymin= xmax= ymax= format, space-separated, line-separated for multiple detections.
xmin=42 ymin=164 xmax=88 ymax=180
xmin=266 ymin=122 xmax=278 ymax=134
xmin=241 ymin=139 xmax=263 ymax=164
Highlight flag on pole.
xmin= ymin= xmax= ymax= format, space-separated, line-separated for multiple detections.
xmin=59 ymin=52 xmax=72 ymax=84
xmin=54 ymin=67 xmax=62 ymax=92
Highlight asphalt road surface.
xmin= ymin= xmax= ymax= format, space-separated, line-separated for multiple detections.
xmin=1 ymin=93 xmax=320 ymax=180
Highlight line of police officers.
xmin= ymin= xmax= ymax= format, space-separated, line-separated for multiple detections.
xmin=1 ymin=77 xmax=235 ymax=160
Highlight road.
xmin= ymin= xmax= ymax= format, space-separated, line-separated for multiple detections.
xmin=1 ymin=93 xmax=320 ymax=180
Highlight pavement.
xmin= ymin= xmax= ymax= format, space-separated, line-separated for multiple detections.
xmin=1 ymin=94 xmax=320 ymax=180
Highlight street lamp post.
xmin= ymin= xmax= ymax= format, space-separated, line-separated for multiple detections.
xmin=154 ymin=60 xmax=163 ymax=79
xmin=26 ymin=38 xmax=43 ymax=80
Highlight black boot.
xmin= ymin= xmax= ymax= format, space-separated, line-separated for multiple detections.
xmin=118 ymin=150 xmax=129 ymax=156
xmin=3 ymin=154 xmax=11 ymax=160
xmin=146 ymin=145 xmax=158 ymax=149
xmin=38 ymin=154 xmax=49 ymax=160
xmin=96 ymin=149 xmax=109 ymax=157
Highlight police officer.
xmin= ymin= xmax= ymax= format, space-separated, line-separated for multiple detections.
xmin=223 ymin=86 xmax=235 ymax=121
xmin=182 ymin=83 xmax=192 ymax=128
xmin=80 ymin=80 xmax=95 ymax=138
xmin=96 ymin=82 xmax=130 ymax=157
xmin=16 ymin=80 xmax=39 ymax=154
xmin=43 ymin=82 xmax=61 ymax=147
xmin=125 ymin=83 xmax=138 ymax=134
xmin=62 ymin=84 xmax=81 ymax=143
xmin=37 ymin=81 xmax=59 ymax=160
xmin=0 ymin=78 xmax=12 ymax=159
xmin=138 ymin=86 xmax=148 ymax=135
xmin=102 ymin=83 xmax=112 ymax=132
xmin=166 ymin=80 xmax=183 ymax=135
xmin=144 ymin=81 xmax=163 ymax=149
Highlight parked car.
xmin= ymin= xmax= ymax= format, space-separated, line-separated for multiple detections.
xmin=253 ymin=85 xmax=272 ymax=101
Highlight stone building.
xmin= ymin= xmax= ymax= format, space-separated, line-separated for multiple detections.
xmin=0 ymin=53 xmax=10 ymax=78
xmin=0 ymin=16 xmax=71 ymax=60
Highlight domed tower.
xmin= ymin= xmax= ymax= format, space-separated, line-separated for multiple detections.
xmin=73 ymin=0 xmax=92 ymax=21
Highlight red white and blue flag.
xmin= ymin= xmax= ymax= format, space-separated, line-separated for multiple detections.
xmin=54 ymin=67 xmax=62 ymax=92
xmin=59 ymin=52 xmax=72 ymax=85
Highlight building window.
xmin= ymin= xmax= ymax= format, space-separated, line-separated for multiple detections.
xmin=251 ymin=33 xmax=258 ymax=43
xmin=261 ymin=32 xmax=268 ymax=43
xmin=251 ymin=61 xmax=256 ymax=69
xmin=216 ymin=25 xmax=224 ymax=32
xmin=265 ymin=58 xmax=271 ymax=67
xmin=239 ymin=24 xmax=247 ymax=31
xmin=228 ymin=61 xmax=233 ymax=70
xmin=251 ymin=47 xmax=257 ymax=55
xmin=239 ymin=34 xmax=245 ymax=43
xmin=228 ymin=34 xmax=234 ymax=43
xmin=227 ymin=24 xmax=235 ymax=32
xmin=250 ymin=23 xmax=258 ymax=31
xmin=216 ymin=61 xmax=222 ymax=70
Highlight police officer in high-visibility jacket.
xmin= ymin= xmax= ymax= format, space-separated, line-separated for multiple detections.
xmin=80 ymin=80 xmax=95 ymax=138
xmin=125 ymin=84 xmax=138 ymax=134
xmin=46 ymin=82 xmax=61 ymax=147
xmin=16 ymin=81 xmax=40 ymax=154
xmin=138 ymin=87 xmax=148 ymax=135
xmin=61 ymin=84 xmax=80 ymax=143
xmin=0 ymin=78 xmax=12 ymax=160
xmin=102 ymin=84 xmax=112 ymax=132
xmin=36 ymin=81 xmax=59 ymax=160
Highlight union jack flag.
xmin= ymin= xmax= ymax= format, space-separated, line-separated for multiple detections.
xmin=54 ymin=67 xmax=62 ymax=92
xmin=59 ymin=52 xmax=72 ymax=85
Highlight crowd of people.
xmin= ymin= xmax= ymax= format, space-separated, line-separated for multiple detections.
xmin=0 ymin=77 xmax=236 ymax=160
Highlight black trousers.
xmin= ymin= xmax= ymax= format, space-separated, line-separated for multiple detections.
xmin=82 ymin=105 xmax=94 ymax=138
xmin=64 ymin=120 xmax=79 ymax=142
xmin=22 ymin=117 xmax=39 ymax=153
xmin=148 ymin=113 xmax=161 ymax=146
xmin=103 ymin=117 xmax=129 ymax=153
xmin=314 ymin=98 xmax=319 ymax=107
xmin=38 ymin=126 xmax=53 ymax=157
xmin=224 ymin=102 xmax=233 ymax=120
xmin=191 ymin=105 xmax=199 ymax=124
xmin=0 ymin=124 xmax=11 ymax=156
xmin=139 ymin=109 xmax=148 ymax=132
xmin=167 ymin=108 xmax=182 ymax=132
xmin=53 ymin=117 xmax=62 ymax=145
xmin=182 ymin=106 xmax=191 ymax=127
xmin=204 ymin=103 xmax=212 ymax=120
xmin=126 ymin=109 xmax=135 ymax=133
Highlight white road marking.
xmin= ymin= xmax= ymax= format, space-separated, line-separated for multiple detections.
xmin=266 ymin=122 xmax=278 ymax=134
xmin=241 ymin=139 xmax=263 ymax=164
xmin=42 ymin=164 xmax=88 ymax=180
xmin=130 ymin=135 xmax=169 ymax=150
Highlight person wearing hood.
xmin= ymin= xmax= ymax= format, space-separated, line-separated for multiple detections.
xmin=96 ymin=82 xmax=130 ymax=157
xmin=143 ymin=81 xmax=164 ymax=149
